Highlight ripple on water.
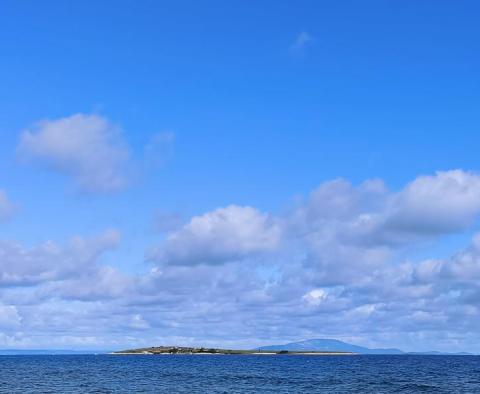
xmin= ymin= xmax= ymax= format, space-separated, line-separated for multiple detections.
xmin=0 ymin=355 xmax=478 ymax=393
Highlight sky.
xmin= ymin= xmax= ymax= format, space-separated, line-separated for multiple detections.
xmin=0 ymin=0 xmax=480 ymax=352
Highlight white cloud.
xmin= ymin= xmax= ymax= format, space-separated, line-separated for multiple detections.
xmin=0 ymin=305 xmax=22 ymax=328
xmin=302 ymin=288 xmax=328 ymax=306
xmin=2 ymin=170 xmax=480 ymax=352
xmin=150 ymin=205 xmax=282 ymax=265
xmin=0 ymin=190 xmax=15 ymax=221
xmin=47 ymin=265 xmax=132 ymax=301
xmin=18 ymin=114 xmax=131 ymax=193
xmin=386 ymin=170 xmax=480 ymax=234
xmin=0 ymin=229 xmax=120 ymax=286
xmin=413 ymin=232 xmax=480 ymax=284
xmin=289 ymin=170 xmax=480 ymax=286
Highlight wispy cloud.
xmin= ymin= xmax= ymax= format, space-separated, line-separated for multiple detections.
xmin=0 ymin=190 xmax=15 ymax=221
xmin=144 ymin=131 xmax=175 ymax=168
xmin=290 ymin=31 xmax=313 ymax=52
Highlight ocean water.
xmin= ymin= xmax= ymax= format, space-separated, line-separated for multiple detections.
xmin=0 ymin=354 xmax=479 ymax=393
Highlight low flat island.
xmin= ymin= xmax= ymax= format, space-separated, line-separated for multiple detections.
xmin=112 ymin=346 xmax=355 ymax=356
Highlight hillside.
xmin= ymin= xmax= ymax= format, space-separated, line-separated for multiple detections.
xmin=257 ymin=339 xmax=403 ymax=354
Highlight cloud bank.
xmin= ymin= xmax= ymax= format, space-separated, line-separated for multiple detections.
xmin=1 ymin=170 xmax=480 ymax=352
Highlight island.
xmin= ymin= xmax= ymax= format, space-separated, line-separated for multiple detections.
xmin=112 ymin=346 xmax=355 ymax=356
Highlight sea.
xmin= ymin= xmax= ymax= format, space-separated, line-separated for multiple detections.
xmin=0 ymin=354 xmax=479 ymax=393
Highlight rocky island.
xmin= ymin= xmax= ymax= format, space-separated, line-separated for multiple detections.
xmin=112 ymin=346 xmax=354 ymax=356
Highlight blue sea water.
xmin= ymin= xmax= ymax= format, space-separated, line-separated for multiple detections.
xmin=0 ymin=354 xmax=479 ymax=393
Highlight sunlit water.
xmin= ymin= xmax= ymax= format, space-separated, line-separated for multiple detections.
xmin=0 ymin=354 xmax=479 ymax=393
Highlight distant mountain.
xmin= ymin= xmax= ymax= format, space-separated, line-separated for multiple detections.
xmin=257 ymin=339 xmax=474 ymax=355
xmin=257 ymin=339 xmax=403 ymax=354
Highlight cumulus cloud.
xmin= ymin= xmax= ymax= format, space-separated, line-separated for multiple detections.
xmin=0 ymin=190 xmax=15 ymax=221
xmin=0 ymin=229 xmax=120 ymax=287
xmin=0 ymin=305 xmax=22 ymax=328
xmin=72 ymin=169 xmax=471 ymax=352
xmin=18 ymin=114 xmax=131 ymax=193
xmin=2 ymin=170 xmax=480 ymax=352
xmin=294 ymin=170 xmax=480 ymax=244
xmin=412 ymin=233 xmax=480 ymax=285
xmin=386 ymin=170 xmax=480 ymax=234
xmin=150 ymin=205 xmax=282 ymax=265
xmin=44 ymin=265 xmax=133 ymax=301
xmin=132 ymin=170 xmax=480 ymax=349
xmin=288 ymin=170 xmax=480 ymax=285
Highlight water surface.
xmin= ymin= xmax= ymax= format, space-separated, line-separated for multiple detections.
xmin=0 ymin=354 xmax=479 ymax=393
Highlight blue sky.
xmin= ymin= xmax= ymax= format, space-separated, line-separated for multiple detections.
xmin=1 ymin=0 xmax=480 ymax=352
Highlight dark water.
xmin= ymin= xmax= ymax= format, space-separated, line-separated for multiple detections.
xmin=0 ymin=354 xmax=479 ymax=393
